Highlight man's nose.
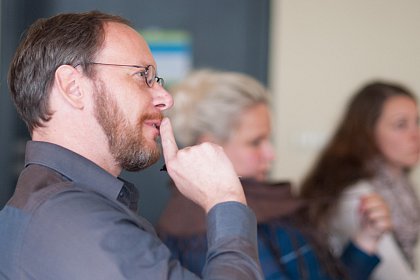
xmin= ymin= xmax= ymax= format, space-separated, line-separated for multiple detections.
xmin=152 ymin=85 xmax=174 ymax=111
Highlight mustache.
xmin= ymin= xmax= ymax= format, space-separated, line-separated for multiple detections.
xmin=138 ymin=112 xmax=163 ymax=125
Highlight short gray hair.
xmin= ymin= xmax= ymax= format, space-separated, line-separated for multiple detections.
xmin=166 ymin=69 xmax=270 ymax=147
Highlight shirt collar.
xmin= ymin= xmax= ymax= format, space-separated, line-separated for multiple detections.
xmin=25 ymin=141 xmax=138 ymax=211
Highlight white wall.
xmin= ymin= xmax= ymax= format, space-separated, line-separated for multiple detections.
xmin=269 ymin=0 xmax=420 ymax=274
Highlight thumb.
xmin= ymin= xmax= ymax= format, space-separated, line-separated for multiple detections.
xmin=160 ymin=117 xmax=178 ymax=163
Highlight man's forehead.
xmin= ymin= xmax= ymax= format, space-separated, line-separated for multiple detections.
xmin=99 ymin=22 xmax=155 ymax=66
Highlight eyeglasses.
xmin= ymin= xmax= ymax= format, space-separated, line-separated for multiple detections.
xmin=82 ymin=62 xmax=164 ymax=88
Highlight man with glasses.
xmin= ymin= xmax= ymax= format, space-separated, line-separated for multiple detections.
xmin=0 ymin=11 xmax=263 ymax=279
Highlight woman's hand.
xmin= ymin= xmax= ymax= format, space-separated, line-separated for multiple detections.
xmin=354 ymin=193 xmax=393 ymax=254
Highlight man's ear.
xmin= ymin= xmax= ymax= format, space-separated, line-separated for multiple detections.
xmin=54 ymin=65 xmax=84 ymax=109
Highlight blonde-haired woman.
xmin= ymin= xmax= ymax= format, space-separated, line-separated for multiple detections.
xmin=158 ymin=70 xmax=391 ymax=279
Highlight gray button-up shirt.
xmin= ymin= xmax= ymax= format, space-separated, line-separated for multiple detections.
xmin=0 ymin=141 xmax=262 ymax=279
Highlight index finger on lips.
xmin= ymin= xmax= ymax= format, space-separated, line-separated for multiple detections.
xmin=160 ymin=117 xmax=178 ymax=162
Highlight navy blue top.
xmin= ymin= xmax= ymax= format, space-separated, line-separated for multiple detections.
xmin=161 ymin=215 xmax=380 ymax=280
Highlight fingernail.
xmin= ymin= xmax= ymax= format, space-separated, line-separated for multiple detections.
xmin=161 ymin=117 xmax=169 ymax=126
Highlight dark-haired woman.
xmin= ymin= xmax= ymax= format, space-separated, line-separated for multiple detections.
xmin=300 ymin=81 xmax=420 ymax=279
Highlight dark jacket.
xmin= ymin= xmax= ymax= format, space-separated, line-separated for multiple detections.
xmin=158 ymin=179 xmax=380 ymax=280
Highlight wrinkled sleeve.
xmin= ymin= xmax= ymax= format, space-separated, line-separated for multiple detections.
xmin=203 ymin=201 xmax=263 ymax=279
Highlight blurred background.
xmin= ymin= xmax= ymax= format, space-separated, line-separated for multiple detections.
xmin=1 ymin=0 xmax=420 ymax=272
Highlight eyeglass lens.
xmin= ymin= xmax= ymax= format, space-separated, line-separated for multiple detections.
xmin=145 ymin=65 xmax=164 ymax=87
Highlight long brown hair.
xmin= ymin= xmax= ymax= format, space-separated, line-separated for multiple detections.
xmin=300 ymin=81 xmax=416 ymax=230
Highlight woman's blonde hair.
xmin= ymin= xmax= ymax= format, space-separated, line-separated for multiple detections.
xmin=166 ymin=69 xmax=270 ymax=147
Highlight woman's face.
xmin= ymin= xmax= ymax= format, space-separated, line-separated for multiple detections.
xmin=374 ymin=95 xmax=420 ymax=172
xmin=221 ymin=103 xmax=275 ymax=181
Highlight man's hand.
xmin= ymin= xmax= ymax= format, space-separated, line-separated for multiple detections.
xmin=160 ymin=117 xmax=247 ymax=212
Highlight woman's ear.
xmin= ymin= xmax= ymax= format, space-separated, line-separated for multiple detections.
xmin=54 ymin=65 xmax=84 ymax=109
